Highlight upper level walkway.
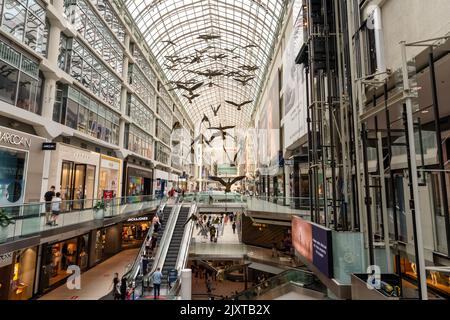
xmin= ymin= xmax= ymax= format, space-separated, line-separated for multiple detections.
xmin=0 ymin=193 xmax=308 ymax=253
xmin=0 ymin=196 xmax=161 ymax=253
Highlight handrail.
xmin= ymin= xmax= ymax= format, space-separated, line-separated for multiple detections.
xmin=167 ymin=201 xmax=197 ymax=298
xmin=147 ymin=204 xmax=181 ymax=278
xmin=124 ymin=198 xmax=168 ymax=284
xmin=231 ymin=269 xmax=320 ymax=300
xmin=0 ymin=195 xmax=162 ymax=245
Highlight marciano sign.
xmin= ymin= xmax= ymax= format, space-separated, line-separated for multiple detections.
xmin=0 ymin=129 xmax=31 ymax=149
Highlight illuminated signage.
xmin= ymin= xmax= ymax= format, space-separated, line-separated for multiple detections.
xmin=126 ymin=216 xmax=149 ymax=222
xmin=0 ymin=252 xmax=13 ymax=267
xmin=42 ymin=142 xmax=57 ymax=150
xmin=0 ymin=130 xmax=31 ymax=149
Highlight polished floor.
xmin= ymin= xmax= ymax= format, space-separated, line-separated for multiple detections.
xmin=39 ymin=249 xmax=139 ymax=300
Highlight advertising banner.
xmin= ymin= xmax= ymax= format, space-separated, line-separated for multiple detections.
xmin=292 ymin=216 xmax=334 ymax=278
xmin=282 ymin=4 xmax=307 ymax=149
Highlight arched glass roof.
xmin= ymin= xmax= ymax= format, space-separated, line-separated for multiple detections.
xmin=124 ymin=0 xmax=287 ymax=128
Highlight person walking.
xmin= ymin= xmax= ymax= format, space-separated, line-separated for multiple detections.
xmin=151 ymin=267 xmax=163 ymax=299
xmin=110 ymin=273 xmax=120 ymax=300
xmin=120 ymin=277 xmax=127 ymax=300
xmin=206 ymin=277 xmax=213 ymax=295
xmin=44 ymin=186 xmax=55 ymax=225
xmin=210 ymin=225 xmax=216 ymax=242
xmin=271 ymin=242 xmax=278 ymax=258
xmin=232 ymin=221 xmax=236 ymax=234
xmin=51 ymin=192 xmax=62 ymax=226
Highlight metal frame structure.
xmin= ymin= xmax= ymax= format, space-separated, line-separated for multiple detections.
xmin=303 ymin=0 xmax=349 ymax=231
xmin=123 ymin=0 xmax=288 ymax=128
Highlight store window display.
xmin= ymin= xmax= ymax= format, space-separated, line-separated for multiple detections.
xmin=40 ymin=236 xmax=88 ymax=292
xmin=122 ymin=219 xmax=150 ymax=249
xmin=98 ymin=156 xmax=121 ymax=199
xmin=0 ymin=147 xmax=27 ymax=206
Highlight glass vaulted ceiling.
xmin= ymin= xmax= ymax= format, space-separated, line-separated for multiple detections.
xmin=124 ymin=0 xmax=287 ymax=128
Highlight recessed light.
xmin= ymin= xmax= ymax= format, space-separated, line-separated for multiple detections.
xmin=422 ymin=110 xmax=429 ymax=114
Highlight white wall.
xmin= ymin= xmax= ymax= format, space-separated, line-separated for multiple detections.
xmin=379 ymin=0 xmax=450 ymax=69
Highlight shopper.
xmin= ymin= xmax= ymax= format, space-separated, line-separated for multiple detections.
xmin=232 ymin=221 xmax=236 ymax=234
xmin=120 ymin=277 xmax=127 ymax=300
xmin=206 ymin=277 xmax=213 ymax=295
xmin=152 ymin=214 xmax=161 ymax=232
xmin=111 ymin=273 xmax=120 ymax=300
xmin=210 ymin=225 xmax=216 ymax=242
xmin=271 ymin=242 xmax=278 ymax=258
xmin=152 ymin=267 xmax=163 ymax=299
xmin=145 ymin=237 xmax=152 ymax=255
xmin=44 ymin=186 xmax=55 ymax=225
xmin=150 ymin=232 xmax=158 ymax=252
xmin=51 ymin=192 xmax=62 ymax=226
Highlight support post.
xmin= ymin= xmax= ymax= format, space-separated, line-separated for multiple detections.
xmin=400 ymin=41 xmax=428 ymax=300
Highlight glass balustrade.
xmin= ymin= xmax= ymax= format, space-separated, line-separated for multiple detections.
xmin=0 ymin=195 xmax=161 ymax=243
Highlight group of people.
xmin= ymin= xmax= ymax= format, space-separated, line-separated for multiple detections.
xmin=44 ymin=186 xmax=62 ymax=226
xmin=111 ymin=273 xmax=130 ymax=300
xmin=194 ymin=213 xmax=238 ymax=242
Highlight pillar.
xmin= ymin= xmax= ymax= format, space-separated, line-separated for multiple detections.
xmin=41 ymin=74 xmax=59 ymax=120
xmin=180 ymin=269 xmax=192 ymax=300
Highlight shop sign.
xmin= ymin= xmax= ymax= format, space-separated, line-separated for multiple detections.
xmin=0 ymin=252 xmax=13 ymax=267
xmin=42 ymin=142 xmax=57 ymax=150
xmin=101 ymin=158 xmax=120 ymax=170
xmin=0 ymin=130 xmax=31 ymax=149
xmin=126 ymin=216 xmax=149 ymax=222
xmin=103 ymin=190 xmax=114 ymax=199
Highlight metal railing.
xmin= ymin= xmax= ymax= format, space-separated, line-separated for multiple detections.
xmin=231 ymin=269 xmax=324 ymax=300
xmin=0 ymin=195 xmax=161 ymax=244
xmin=166 ymin=201 xmax=197 ymax=299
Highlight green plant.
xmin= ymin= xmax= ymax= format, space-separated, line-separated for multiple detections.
xmin=0 ymin=209 xmax=15 ymax=228
xmin=93 ymin=201 xmax=105 ymax=211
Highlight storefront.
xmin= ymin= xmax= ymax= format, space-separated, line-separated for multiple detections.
xmin=399 ymin=256 xmax=450 ymax=298
xmin=38 ymin=233 xmax=90 ymax=293
xmin=154 ymin=169 xmax=169 ymax=198
xmin=122 ymin=214 xmax=152 ymax=249
xmin=169 ymin=173 xmax=179 ymax=190
xmin=48 ymin=144 xmax=100 ymax=209
xmin=97 ymin=155 xmax=122 ymax=199
xmin=0 ymin=126 xmax=46 ymax=204
xmin=0 ymin=248 xmax=37 ymax=300
xmin=125 ymin=164 xmax=153 ymax=197
xmin=89 ymin=223 xmax=123 ymax=266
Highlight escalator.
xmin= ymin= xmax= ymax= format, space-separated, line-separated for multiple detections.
xmin=154 ymin=205 xmax=173 ymax=249
xmin=161 ymin=206 xmax=191 ymax=284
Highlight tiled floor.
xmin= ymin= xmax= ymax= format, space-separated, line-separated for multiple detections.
xmin=39 ymin=249 xmax=139 ymax=300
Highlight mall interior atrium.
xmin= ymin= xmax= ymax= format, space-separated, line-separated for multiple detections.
xmin=0 ymin=0 xmax=449 ymax=301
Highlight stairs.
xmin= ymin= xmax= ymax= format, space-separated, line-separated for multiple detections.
xmin=161 ymin=206 xmax=190 ymax=284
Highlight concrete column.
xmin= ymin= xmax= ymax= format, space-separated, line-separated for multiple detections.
xmin=47 ymin=22 xmax=62 ymax=65
xmin=284 ymin=164 xmax=291 ymax=206
xmin=180 ymin=269 xmax=192 ymax=300
xmin=41 ymin=75 xmax=58 ymax=120
xmin=40 ymin=149 xmax=52 ymax=201
xmin=53 ymin=0 xmax=65 ymax=12
xmin=119 ymin=119 xmax=126 ymax=149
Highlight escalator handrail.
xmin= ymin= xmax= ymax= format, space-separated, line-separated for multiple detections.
xmin=166 ymin=201 xmax=197 ymax=298
xmin=148 ymin=204 xmax=181 ymax=277
xmin=123 ymin=199 xmax=168 ymax=282
xmin=175 ymin=202 xmax=197 ymax=272
xmin=230 ymin=269 xmax=318 ymax=300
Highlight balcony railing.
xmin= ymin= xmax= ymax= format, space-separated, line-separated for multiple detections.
xmin=0 ymin=195 xmax=162 ymax=244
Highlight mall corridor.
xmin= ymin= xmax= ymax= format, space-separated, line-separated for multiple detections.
xmin=38 ymin=249 xmax=139 ymax=300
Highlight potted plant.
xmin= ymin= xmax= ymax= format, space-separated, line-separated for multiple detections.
xmin=0 ymin=209 xmax=14 ymax=242
xmin=93 ymin=201 xmax=105 ymax=219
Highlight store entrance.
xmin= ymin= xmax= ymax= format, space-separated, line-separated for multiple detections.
xmin=60 ymin=161 xmax=96 ymax=210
